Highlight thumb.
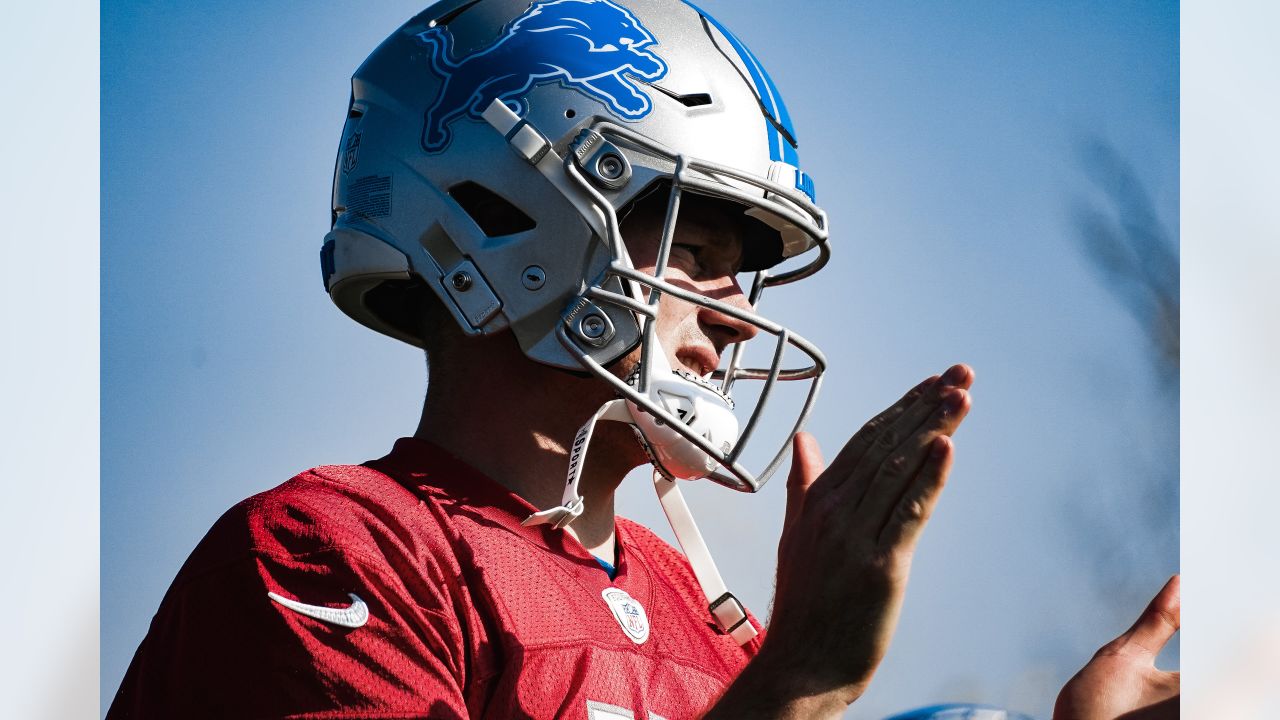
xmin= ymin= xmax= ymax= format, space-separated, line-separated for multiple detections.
xmin=783 ymin=432 xmax=825 ymax=532
xmin=1113 ymin=574 xmax=1181 ymax=658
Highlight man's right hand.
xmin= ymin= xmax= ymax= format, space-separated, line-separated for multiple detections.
xmin=707 ymin=364 xmax=974 ymax=719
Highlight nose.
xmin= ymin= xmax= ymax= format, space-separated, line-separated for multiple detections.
xmin=696 ymin=275 xmax=759 ymax=351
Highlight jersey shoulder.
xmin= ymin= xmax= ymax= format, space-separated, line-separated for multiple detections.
xmin=110 ymin=461 xmax=481 ymax=719
xmin=174 ymin=462 xmax=454 ymax=586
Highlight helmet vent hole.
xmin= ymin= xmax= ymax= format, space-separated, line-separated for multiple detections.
xmin=674 ymin=93 xmax=712 ymax=108
xmin=565 ymin=109 xmax=576 ymax=119
xmin=428 ymin=0 xmax=482 ymax=27
xmin=448 ymin=181 xmax=536 ymax=237
xmin=647 ymin=82 xmax=714 ymax=108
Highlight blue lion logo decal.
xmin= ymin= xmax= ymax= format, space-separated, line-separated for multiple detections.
xmin=416 ymin=0 xmax=668 ymax=153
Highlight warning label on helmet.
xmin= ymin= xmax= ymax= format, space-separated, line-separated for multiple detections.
xmin=347 ymin=175 xmax=392 ymax=219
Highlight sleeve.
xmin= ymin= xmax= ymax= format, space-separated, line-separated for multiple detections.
xmin=108 ymin=492 xmax=474 ymax=720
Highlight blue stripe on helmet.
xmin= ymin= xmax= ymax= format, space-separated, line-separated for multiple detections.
xmin=684 ymin=1 xmax=799 ymax=164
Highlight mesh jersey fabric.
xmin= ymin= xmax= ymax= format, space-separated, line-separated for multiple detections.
xmin=109 ymin=438 xmax=764 ymax=719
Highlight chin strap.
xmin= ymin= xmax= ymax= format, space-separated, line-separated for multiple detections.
xmin=521 ymin=399 xmax=758 ymax=646
xmin=523 ymin=400 xmax=631 ymax=530
xmin=653 ymin=470 xmax=759 ymax=645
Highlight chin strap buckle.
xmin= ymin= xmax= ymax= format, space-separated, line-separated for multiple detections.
xmin=709 ymin=591 xmax=756 ymax=643
xmin=482 ymin=99 xmax=552 ymax=165
xmin=521 ymin=495 xmax=585 ymax=530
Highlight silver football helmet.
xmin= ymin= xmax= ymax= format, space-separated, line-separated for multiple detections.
xmin=324 ymin=0 xmax=830 ymax=645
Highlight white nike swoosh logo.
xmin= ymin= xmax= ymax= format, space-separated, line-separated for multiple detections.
xmin=267 ymin=591 xmax=369 ymax=628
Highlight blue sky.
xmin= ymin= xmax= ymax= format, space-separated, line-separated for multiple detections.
xmin=101 ymin=1 xmax=1178 ymax=717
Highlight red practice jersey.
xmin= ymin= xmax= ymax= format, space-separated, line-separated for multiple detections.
xmin=110 ymin=438 xmax=763 ymax=719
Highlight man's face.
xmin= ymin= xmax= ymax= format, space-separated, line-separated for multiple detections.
xmin=619 ymin=190 xmax=761 ymax=381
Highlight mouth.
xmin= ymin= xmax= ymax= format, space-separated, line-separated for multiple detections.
xmin=675 ymin=346 xmax=721 ymax=379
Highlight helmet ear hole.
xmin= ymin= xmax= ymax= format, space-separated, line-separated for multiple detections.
xmin=448 ymin=181 xmax=537 ymax=237
xmin=361 ymin=279 xmax=435 ymax=347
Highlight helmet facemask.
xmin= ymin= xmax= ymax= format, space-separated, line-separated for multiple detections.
xmin=555 ymin=120 xmax=829 ymax=492
xmin=499 ymin=106 xmax=827 ymax=535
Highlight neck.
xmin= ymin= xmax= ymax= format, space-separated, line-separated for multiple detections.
xmin=414 ymin=336 xmax=645 ymax=559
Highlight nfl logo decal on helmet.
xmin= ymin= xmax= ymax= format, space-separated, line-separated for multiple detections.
xmin=341 ymin=131 xmax=361 ymax=174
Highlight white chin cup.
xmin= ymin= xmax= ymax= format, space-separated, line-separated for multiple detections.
xmin=626 ymin=350 xmax=739 ymax=480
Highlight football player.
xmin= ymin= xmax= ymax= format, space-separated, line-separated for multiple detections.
xmin=109 ymin=1 xmax=1178 ymax=718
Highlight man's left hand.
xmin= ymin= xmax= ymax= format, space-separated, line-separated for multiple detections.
xmin=1054 ymin=575 xmax=1181 ymax=720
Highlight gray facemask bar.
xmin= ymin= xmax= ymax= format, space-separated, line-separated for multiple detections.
xmin=554 ymin=123 xmax=829 ymax=493
xmin=719 ymin=270 xmax=766 ymax=396
xmin=573 ymin=268 xmax=826 ymax=492
xmin=590 ymin=122 xmax=831 ymax=287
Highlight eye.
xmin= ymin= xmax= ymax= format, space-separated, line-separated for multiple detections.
xmin=668 ymin=243 xmax=706 ymax=275
xmin=598 ymin=43 xmax=619 ymax=51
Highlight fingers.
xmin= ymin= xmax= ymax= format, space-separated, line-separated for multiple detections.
xmin=819 ymin=374 xmax=942 ymax=484
xmin=840 ymin=380 xmax=971 ymax=516
xmin=1111 ymin=574 xmax=1181 ymax=658
xmin=834 ymin=365 xmax=973 ymax=497
xmin=802 ymin=363 xmax=972 ymax=549
xmin=866 ymin=366 xmax=971 ymax=461
xmin=783 ymin=432 xmax=825 ymax=533
xmin=877 ymin=435 xmax=954 ymax=549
